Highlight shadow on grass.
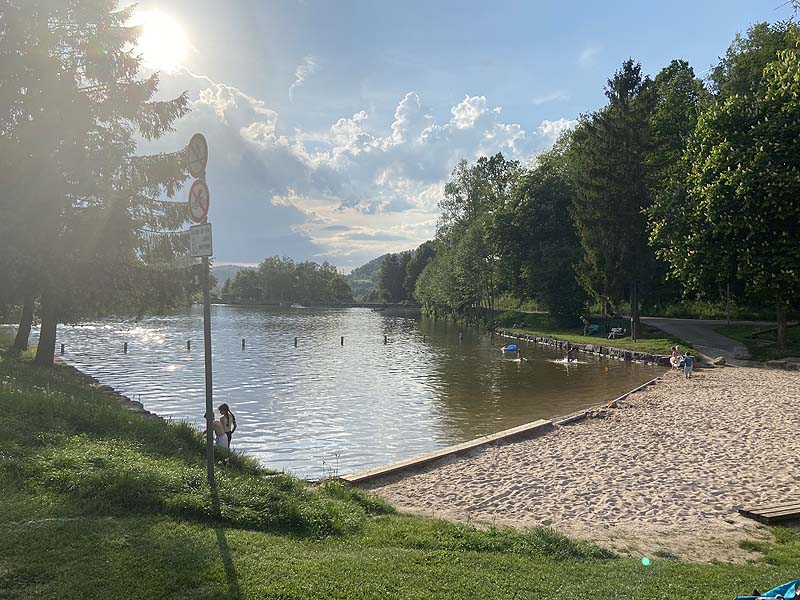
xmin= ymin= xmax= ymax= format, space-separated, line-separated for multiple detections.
xmin=211 ymin=477 xmax=241 ymax=600
xmin=0 ymin=513 xmax=226 ymax=599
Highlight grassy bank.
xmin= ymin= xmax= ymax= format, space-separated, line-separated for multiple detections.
xmin=494 ymin=311 xmax=691 ymax=356
xmin=1 ymin=346 xmax=799 ymax=599
xmin=714 ymin=324 xmax=800 ymax=362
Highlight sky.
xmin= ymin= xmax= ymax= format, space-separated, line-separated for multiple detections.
xmin=131 ymin=0 xmax=795 ymax=271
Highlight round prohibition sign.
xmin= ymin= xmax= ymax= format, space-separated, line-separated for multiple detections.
xmin=187 ymin=133 xmax=208 ymax=178
xmin=188 ymin=179 xmax=210 ymax=223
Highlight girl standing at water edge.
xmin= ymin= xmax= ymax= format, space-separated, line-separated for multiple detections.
xmin=212 ymin=419 xmax=227 ymax=448
xmin=218 ymin=403 xmax=237 ymax=448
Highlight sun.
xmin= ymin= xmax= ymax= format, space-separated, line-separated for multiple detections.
xmin=133 ymin=10 xmax=193 ymax=73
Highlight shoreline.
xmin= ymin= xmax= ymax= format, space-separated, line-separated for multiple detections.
xmin=342 ymin=373 xmax=666 ymax=485
xmin=360 ymin=366 xmax=800 ymax=563
xmin=53 ymin=357 xmax=163 ymax=421
xmin=496 ymin=328 xmax=673 ymax=366
xmin=54 ymin=353 xmax=667 ymax=485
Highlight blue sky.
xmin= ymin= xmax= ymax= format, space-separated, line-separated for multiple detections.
xmin=133 ymin=0 xmax=795 ymax=270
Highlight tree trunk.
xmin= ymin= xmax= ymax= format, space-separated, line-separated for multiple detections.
xmin=776 ymin=301 xmax=787 ymax=355
xmin=630 ymin=283 xmax=640 ymax=342
xmin=34 ymin=299 xmax=58 ymax=367
xmin=12 ymin=294 xmax=35 ymax=351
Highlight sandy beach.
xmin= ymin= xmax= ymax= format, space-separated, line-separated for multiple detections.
xmin=364 ymin=367 xmax=800 ymax=562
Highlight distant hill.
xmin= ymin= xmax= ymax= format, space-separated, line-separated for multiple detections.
xmin=345 ymin=254 xmax=388 ymax=300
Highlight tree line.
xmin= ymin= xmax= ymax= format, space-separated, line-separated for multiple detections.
xmin=220 ymin=257 xmax=353 ymax=305
xmin=365 ymin=242 xmax=436 ymax=304
xmin=412 ymin=21 xmax=800 ymax=351
xmin=1 ymin=1 xmax=201 ymax=366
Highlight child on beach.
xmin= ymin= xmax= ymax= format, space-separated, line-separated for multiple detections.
xmin=683 ymin=352 xmax=694 ymax=379
xmin=671 ymin=346 xmax=681 ymax=369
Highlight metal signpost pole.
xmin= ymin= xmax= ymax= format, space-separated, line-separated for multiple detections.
xmin=202 ymin=249 xmax=214 ymax=486
xmin=187 ymin=133 xmax=214 ymax=487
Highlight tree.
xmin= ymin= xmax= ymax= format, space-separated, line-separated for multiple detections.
xmin=0 ymin=0 xmax=192 ymax=364
xmin=570 ymin=59 xmax=655 ymax=339
xmin=645 ymin=60 xmax=710 ymax=307
xmin=224 ymin=258 xmax=352 ymax=305
xmin=419 ymin=154 xmax=520 ymax=320
xmin=403 ymin=241 xmax=436 ymax=302
xmin=710 ymin=21 xmax=794 ymax=99
xmin=258 ymin=256 xmax=296 ymax=303
xmin=493 ymin=152 xmax=587 ymax=325
xmin=672 ymin=29 xmax=800 ymax=352
xmin=229 ymin=270 xmax=263 ymax=303
xmin=379 ymin=253 xmax=406 ymax=303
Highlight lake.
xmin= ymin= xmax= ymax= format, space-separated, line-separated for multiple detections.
xmin=12 ymin=306 xmax=664 ymax=477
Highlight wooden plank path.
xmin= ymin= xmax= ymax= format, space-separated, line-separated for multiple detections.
xmin=341 ymin=419 xmax=553 ymax=486
xmin=738 ymin=501 xmax=800 ymax=524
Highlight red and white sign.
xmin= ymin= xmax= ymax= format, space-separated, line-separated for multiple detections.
xmin=188 ymin=179 xmax=210 ymax=223
xmin=187 ymin=133 xmax=208 ymax=178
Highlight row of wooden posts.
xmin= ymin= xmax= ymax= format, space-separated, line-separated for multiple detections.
xmin=57 ymin=333 xmax=470 ymax=355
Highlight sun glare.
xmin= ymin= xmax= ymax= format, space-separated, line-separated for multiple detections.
xmin=134 ymin=10 xmax=192 ymax=73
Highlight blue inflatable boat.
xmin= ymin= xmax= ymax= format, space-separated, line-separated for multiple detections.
xmin=734 ymin=578 xmax=799 ymax=599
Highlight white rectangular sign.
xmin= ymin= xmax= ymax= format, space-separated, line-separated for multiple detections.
xmin=190 ymin=223 xmax=213 ymax=257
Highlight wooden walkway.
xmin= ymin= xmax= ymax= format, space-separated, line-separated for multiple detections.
xmin=341 ymin=419 xmax=553 ymax=486
xmin=738 ymin=501 xmax=800 ymax=524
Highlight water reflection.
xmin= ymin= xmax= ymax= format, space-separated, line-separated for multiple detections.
xmin=11 ymin=306 xmax=663 ymax=477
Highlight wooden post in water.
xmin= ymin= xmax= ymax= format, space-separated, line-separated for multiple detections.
xmin=60 ymin=343 xmax=65 ymax=355
xmin=187 ymin=340 xmax=191 ymax=351
xmin=123 ymin=342 xmax=128 ymax=354
xmin=341 ymin=336 xmax=344 ymax=346
xmin=294 ymin=337 xmax=298 ymax=347
xmin=384 ymin=335 xmax=388 ymax=344
xmin=242 ymin=338 xmax=246 ymax=350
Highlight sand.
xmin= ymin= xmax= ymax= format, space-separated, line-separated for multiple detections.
xmin=363 ymin=367 xmax=800 ymax=562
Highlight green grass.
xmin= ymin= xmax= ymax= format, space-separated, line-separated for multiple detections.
xmin=1 ymin=343 xmax=799 ymax=599
xmin=494 ymin=311 xmax=692 ymax=356
xmin=714 ymin=324 xmax=800 ymax=362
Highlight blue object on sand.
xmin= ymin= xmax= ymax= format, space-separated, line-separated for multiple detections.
xmin=734 ymin=578 xmax=800 ymax=599
xmin=502 ymin=344 xmax=518 ymax=352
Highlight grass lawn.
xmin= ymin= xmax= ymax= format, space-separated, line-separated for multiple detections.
xmin=493 ymin=311 xmax=692 ymax=356
xmin=1 ymin=343 xmax=798 ymax=599
xmin=713 ymin=324 xmax=800 ymax=362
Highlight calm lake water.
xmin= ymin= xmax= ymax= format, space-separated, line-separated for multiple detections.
xmin=13 ymin=306 xmax=663 ymax=477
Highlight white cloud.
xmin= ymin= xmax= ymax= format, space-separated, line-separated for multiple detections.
xmin=578 ymin=45 xmax=603 ymax=68
xmin=196 ymin=80 xmax=276 ymax=123
xmin=450 ymin=95 xmax=497 ymax=129
xmin=532 ymin=91 xmax=570 ymax=105
xmin=537 ymin=118 xmax=578 ymax=141
xmin=289 ymin=55 xmax=319 ymax=100
xmin=152 ymin=70 xmax=573 ymax=268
